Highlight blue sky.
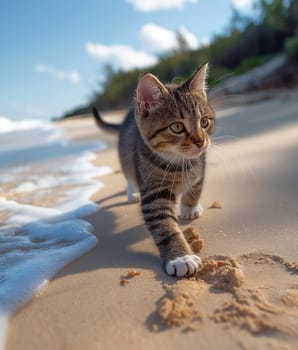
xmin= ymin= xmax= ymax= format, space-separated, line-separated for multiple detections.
xmin=0 ymin=0 xmax=254 ymax=121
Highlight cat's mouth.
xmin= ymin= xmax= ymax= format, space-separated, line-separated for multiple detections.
xmin=180 ymin=143 xmax=209 ymax=159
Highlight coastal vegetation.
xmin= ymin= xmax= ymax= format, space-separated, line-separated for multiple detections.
xmin=63 ymin=0 xmax=298 ymax=118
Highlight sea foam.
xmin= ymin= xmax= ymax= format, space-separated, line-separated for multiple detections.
xmin=0 ymin=118 xmax=111 ymax=349
xmin=0 ymin=116 xmax=53 ymax=134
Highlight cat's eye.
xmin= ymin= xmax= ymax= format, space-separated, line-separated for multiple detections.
xmin=200 ymin=117 xmax=209 ymax=128
xmin=169 ymin=122 xmax=185 ymax=134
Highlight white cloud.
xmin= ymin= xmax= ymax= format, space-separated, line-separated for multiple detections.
xmin=177 ymin=27 xmax=200 ymax=49
xmin=140 ymin=23 xmax=205 ymax=52
xmin=35 ymin=64 xmax=47 ymax=73
xmin=126 ymin=0 xmax=198 ymax=12
xmin=140 ymin=24 xmax=178 ymax=51
xmin=85 ymin=41 xmax=158 ymax=71
xmin=232 ymin=0 xmax=254 ymax=10
xmin=35 ymin=64 xmax=80 ymax=84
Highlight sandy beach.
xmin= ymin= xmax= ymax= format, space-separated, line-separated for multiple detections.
xmin=5 ymin=92 xmax=298 ymax=350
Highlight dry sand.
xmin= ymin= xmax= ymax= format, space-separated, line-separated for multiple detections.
xmin=5 ymin=93 xmax=298 ymax=350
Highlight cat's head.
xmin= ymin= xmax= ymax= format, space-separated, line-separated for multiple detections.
xmin=135 ymin=63 xmax=215 ymax=161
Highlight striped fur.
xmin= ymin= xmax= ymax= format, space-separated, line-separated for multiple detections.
xmin=94 ymin=64 xmax=215 ymax=276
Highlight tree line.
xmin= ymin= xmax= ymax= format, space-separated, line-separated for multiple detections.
xmin=62 ymin=0 xmax=298 ymax=118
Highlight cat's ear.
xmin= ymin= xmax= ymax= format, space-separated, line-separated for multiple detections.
xmin=183 ymin=62 xmax=208 ymax=97
xmin=136 ymin=73 xmax=168 ymax=112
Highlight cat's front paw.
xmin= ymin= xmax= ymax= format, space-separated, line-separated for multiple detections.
xmin=180 ymin=203 xmax=204 ymax=220
xmin=128 ymin=192 xmax=140 ymax=203
xmin=165 ymin=254 xmax=201 ymax=277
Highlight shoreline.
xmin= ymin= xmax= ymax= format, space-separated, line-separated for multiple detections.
xmin=5 ymin=95 xmax=298 ymax=349
xmin=0 ymin=117 xmax=112 ymax=350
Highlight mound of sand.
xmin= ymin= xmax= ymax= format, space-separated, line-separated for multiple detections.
xmin=157 ymin=280 xmax=205 ymax=330
xmin=154 ymin=250 xmax=298 ymax=346
xmin=183 ymin=226 xmax=204 ymax=254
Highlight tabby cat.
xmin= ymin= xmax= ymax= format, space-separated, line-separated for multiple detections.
xmin=93 ymin=63 xmax=215 ymax=277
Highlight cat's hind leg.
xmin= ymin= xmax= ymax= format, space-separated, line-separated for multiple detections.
xmin=180 ymin=179 xmax=204 ymax=220
xmin=127 ymin=179 xmax=140 ymax=203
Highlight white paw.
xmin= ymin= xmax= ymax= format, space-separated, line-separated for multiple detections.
xmin=165 ymin=254 xmax=201 ymax=277
xmin=127 ymin=180 xmax=140 ymax=203
xmin=128 ymin=192 xmax=140 ymax=203
xmin=180 ymin=202 xmax=204 ymax=220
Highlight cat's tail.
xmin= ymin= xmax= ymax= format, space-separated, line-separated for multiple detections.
xmin=92 ymin=107 xmax=121 ymax=134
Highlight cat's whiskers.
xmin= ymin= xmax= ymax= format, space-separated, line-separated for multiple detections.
xmin=184 ymin=158 xmax=202 ymax=201
xmin=182 ymin=158 xmax=191 ymax=198
xmin=142 ymin=150 xmax=170 ymax=184
xmin=169 ymin=155 xmax=182 ymax=203
xmin=156 ymin=153 xmax=180 ymax=197
xmin=181 ymin=157 xmax=187 ymax=196
xmin=211 ymin=142 xmax=224 ymax=151
xmin=210 ymin=142 xmax=256 ymax=181
xmin=208 ymin=93 xmax=243 ymax=109
xmin=142 ymin=151 xmax=181 ymax=207
xmin=180 ymin=157 xmax=193 ymax=199
xmin=207 ymin=72 xmax=235 ymax=90
xmin=209 ymin=144 xmax=234 ymax=180
xmin=212 ymin=135 xmax=241 ymax=142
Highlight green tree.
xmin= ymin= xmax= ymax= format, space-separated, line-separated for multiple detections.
xmin=258 ymin=0 xmax=291 ymax=30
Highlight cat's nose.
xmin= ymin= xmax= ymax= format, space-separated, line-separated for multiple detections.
xmin=191 ymin=130 xmax=205 ymax=148
xmin=192 ymin=138 xmax=204 ymax=148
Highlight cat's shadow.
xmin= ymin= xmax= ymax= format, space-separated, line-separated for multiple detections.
xmin=57 ymin=190 xmax=175 ymax=284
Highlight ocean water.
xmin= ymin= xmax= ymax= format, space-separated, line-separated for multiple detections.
xmin=0 ymin=117 xmax=111 ymax=349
